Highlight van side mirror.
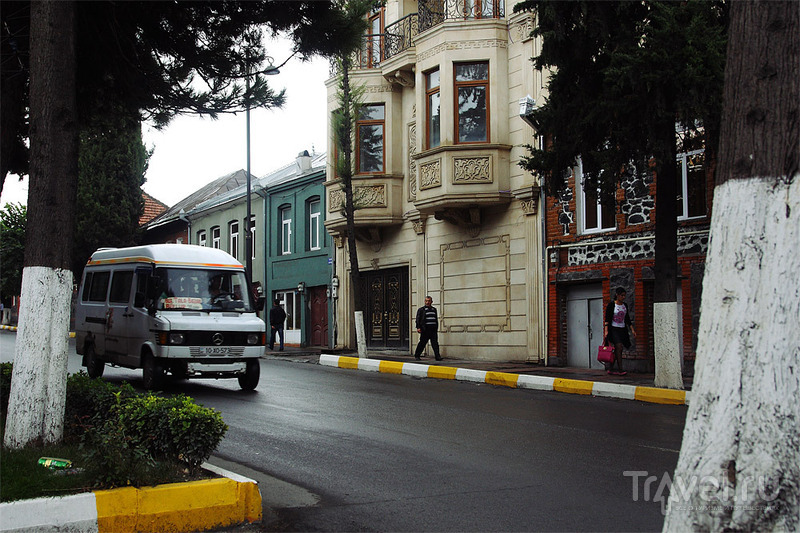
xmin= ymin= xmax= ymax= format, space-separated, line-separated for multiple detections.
xmin=255 ymin=297 xmax=265 ymax=312
xmin=134 ymin=292 xmax=146 ymax=308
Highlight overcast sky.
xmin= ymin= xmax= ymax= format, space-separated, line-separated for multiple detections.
xmin=0 ymin=36 xmax=331 ymax=208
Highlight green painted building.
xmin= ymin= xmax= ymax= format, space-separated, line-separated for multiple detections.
xmin=187 ymin=151 xmax=333 ymax=348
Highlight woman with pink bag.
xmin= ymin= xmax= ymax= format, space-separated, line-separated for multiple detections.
xmin=603 ymin=287 xmax=636 ymax=376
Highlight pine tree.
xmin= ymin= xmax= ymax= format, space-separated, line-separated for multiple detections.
xmin=514 ymin=1 xmax=727 ymax=388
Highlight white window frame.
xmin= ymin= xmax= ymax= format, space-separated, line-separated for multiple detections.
xmin=677 ymin=149 xmax=706 ymax=221
xmin=211 ymin=226 xmax=220 ymax=249
xmin=229 ymin=221 xmax=239 ymax=259
xmin=274 ymin=291 xmax=301 ymax=330
xmin=577 ymin=159 xmax=616 ymax=235
xmin=197 ymin=230 xmax=207 ymax=247
xmin=309 ymin=199 xmax=321 ymax=251
xmin=280 ymin=206 xmax=292 ymax=255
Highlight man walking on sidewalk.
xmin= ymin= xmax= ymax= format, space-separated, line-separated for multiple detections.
xmin=414 ymin=295 xmax=442 ymax=361
xmin=269 ymin=300 xmax=287 ymax=351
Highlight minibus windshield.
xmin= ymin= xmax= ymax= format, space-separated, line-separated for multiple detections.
xmin=154 ymin=268 xmax=254 ymax=312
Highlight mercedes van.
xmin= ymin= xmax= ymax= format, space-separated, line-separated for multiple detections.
xmin=75 ymin=244 xmax=266 ymax=390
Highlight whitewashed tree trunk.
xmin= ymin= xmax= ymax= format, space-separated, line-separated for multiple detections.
xmin=664 ymin=2 xmax=799 ymax=530
xmin=3 ymin=1 xmax=79 ymax=448
xmin=653 ymin=303 xmax=684 ymax=389
xmin=3 ymin=267 xmax=73 ymax=447
xmin=663 ymin=177 xmax=799 ymax=531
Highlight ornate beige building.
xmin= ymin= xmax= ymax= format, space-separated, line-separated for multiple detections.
xmin=324 ymin=0 xmax=548 ymax=361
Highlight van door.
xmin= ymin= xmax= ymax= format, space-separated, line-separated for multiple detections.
xmin=106 ymin=270 xmax=135 ymax=363
xmin=83 ymin=270 xmax=111 ymax=355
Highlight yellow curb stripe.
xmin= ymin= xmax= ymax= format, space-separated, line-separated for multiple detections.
xmin=338 ymin=356 xmax=360 ymax=370
xmin=634 ymin=386 xmax=686 ymax=405
xmin=379 ymin=360 xmax=405 ymax=374
xmin=428 ymin=365 xmax=458 ymax=380
xmin=485 ymin=371 xmax=520 ymax=388
xmin=553 ymin=378 xmax=594 ymax=395
xmin=95 ymin=478 xmax=259 ymax=533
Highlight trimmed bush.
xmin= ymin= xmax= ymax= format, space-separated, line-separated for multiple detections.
xmin=3 ymin=366 xmax=227 ymax=488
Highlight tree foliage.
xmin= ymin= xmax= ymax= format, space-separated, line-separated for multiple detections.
xmin=0 ymin=203 xmax=26 ymax=301
xmin=72 ymin=107 xmax=150 ymax=277
xmin=1 ymin=1 xmax=369 ymax=190
xmin=514 ymin=0 xmax=727 ymax=198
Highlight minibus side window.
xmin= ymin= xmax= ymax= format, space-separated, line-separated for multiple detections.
xmin=81 ymin=273 xmax=93 ymax=302
xmin=88 ymin=271 xmax=110 ymax=302
xmin=109 ymin=271 xmax=134 ymax=304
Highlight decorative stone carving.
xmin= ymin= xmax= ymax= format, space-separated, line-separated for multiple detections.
xmin=408 ymin=122 xmax=417 ymax=201
xmin=355 ymin=185 xmax=387 ymax=208
xmin=329 ymin=189 xmax=345 ymax=212
xmin=453 ymin=156 xmax=492 ymax=184
xmin=418 ymin=39 xmax=507 ymax=63
xmin=434 ymin=207 xmax=481 ymax=238
xmin=419 ymin=160 xmax=442 ymax=190
xmin=512 ymin=185 xmax=541 ymax=216
xmin=411 ymin=218 xmax=426 ymax=235
xmin=329 ymin=185 xmax=387 ymax=211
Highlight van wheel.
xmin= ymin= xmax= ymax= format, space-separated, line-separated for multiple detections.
xmin=142 ymin=352 xmax=164 ymax=390
xmin=238 ymin=359 xmax=260 ymax=391
xmin=85 ymin=345 xmax=105 ymax=379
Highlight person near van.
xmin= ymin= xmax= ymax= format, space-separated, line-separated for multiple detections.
xmin=603 ymin=287 xmax=636 ymax=376
xmin=414 ymin=295 xmax=442 ymax=361
xmin=269 ymin=300 xmax=287 ymax=351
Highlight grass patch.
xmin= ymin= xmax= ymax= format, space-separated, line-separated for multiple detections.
xmin=0 ymin=437 xmax=216 ymax=503
xmin=1 ymin=442 xmax=93 ymax=501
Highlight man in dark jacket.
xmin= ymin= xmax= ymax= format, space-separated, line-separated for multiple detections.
xmin=268 ymin=300 xmax=287 ymax=351
xmin=414 ymin=295 xmax=442 ymax=360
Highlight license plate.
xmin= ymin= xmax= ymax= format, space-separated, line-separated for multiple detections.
xmin=199 ymin=346 xmax=231 ymax=356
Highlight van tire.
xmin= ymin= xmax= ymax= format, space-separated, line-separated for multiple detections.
xmin=238 ymin=359 xmax=260 ymax=391
xmin=85 ymin=345 xmax=105 ymax=379
xmin=142 ymin=352 xmax=164 ymax=390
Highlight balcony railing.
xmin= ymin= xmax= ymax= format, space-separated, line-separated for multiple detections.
xmin=384 ymin=13 xmax=419 ymax=60
xmin=332 ymin=0 xmax=505 ymax=73
xmin=419 ymin=0 xmax=505 ymax=33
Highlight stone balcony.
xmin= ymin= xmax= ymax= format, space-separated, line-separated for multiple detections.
xmin=411 ymin=144 xmax=513 ymax=235
xmin=324 ymin=174 xmax=405 ymax=246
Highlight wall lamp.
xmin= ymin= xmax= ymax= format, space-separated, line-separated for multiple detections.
xmin=297 ymin=281 xmax=306 ymax=294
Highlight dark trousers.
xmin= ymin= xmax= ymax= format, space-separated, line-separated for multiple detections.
xmin=414 ymin=326 xmax=440 ymax=359
xmin=269 ymin=325 xmax=284 ymax=350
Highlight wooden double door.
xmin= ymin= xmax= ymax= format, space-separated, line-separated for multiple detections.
xmin=362 ymin=267 xmax=409 ymax=350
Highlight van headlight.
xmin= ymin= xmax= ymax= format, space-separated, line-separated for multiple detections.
xmin=247 ymin=333 xmax=261 ymax=345
xmin=158 ymin=332 xmax=185 ymax=345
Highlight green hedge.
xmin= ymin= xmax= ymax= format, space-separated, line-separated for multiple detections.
xmin=3 ymin=368 xmax=228 ymax=488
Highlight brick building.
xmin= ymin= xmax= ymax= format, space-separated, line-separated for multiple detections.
xmin=544 ymin=149 xmax=714 ymax=373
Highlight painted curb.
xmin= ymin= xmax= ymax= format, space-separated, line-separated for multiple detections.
xmin=319 ymin=354 xmax=689 ymax=406
xmin=0 ymin=326 xmax=74 ymax=338
xmin=0 ymin=462 xmax=261 ymax=533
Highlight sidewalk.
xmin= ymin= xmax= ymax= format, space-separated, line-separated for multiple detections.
xmin=267 ymin=347 xmax=692 ymax=406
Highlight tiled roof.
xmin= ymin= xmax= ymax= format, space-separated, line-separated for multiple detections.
xmin=139 ymin=192 xmax=169 ymax=226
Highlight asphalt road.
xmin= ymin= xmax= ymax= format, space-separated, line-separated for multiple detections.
xmin=1 ymin=331 xmax=687 ymax=532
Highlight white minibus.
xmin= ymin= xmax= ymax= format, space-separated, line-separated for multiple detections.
xmin=75 ymin=244 xmax=265 ymax=390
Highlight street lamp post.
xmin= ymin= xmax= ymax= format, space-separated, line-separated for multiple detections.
xmin=244 ymin=58 xmax=280 ymax=286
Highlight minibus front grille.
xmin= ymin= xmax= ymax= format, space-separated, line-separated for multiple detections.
xmin=181 ymin=331 xmax=255 ymax=346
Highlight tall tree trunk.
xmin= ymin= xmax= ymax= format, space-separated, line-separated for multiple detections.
xmin=663 ymin=1 xmax=799 ymax=530
xmin=653 ymin=118 xmax=684 ymax=390
xmin=4 ymin=1 xmax=78 ymax=448
xmin=339 ymin=55 xmax=362 ymax=313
